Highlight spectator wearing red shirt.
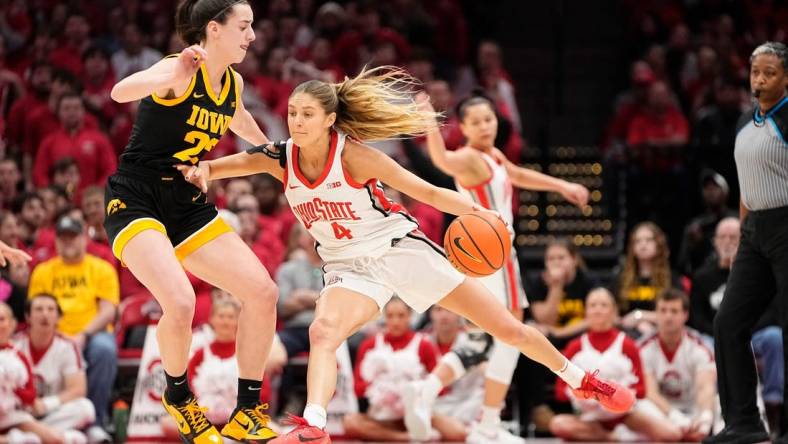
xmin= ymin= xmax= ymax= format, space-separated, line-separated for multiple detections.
xmin=48 ymin=14 xmax=91 ymax=77
xmin=0 ymin=157 xmax=22 ymax=211
xmin=626 ymin=80 xmax=689 ymax=172
xmin=33 ymin=93 xmax=116 ymax=192
xmin=11 ymin=192 xmax=49 ymax=256
xmin=5 ymin=62 xmax=52 ymax=152
xmin=0 ymin=35 xmax=25 ymax=121
xmin=254 ymin=47 xmax=294 ymax=120
xmin=333 ymin=5 xmax=411 ymax=75
xmin=82 ymin=46 xmax=123 ymax=126
xmin=604 ymin=61 xmax=656 ymax=157
xmin=110 ymin=22 xmax=162 ymax=81
xmin=345 ymin=297 xmax=444 ymax=441
xmin=23 ymin=69 xmax=99 ymax=159
xmin=49 ymin=158 xmax=81 ymax=203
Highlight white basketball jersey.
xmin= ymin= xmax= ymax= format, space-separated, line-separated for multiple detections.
xmin=284 ymin=130 xmax=418 ymax=262
xmin=639 ymin=331 xmax=715 ymax=414
xmin=455 ymin=149 xmax=526 ymax=309
xmin=570 ymin=332 xmax=639 ymax=420
xmin=13 ymin=333 xmax=83 ymax=397
xmin=455 ymin=150 xmax=514 ymax=233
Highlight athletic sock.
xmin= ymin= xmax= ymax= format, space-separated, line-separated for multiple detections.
xmin=479 ymin=405 xmax=502 ymax=428
xmin=164 ymin=370 xmax=191 ymax=405
xmin=303 ymin=403 xmax=327 ymax=429
xmin=237 ymin=378 xmax=262 ymax=408
xmin=552 ymin=358 xmax=585 ymax=389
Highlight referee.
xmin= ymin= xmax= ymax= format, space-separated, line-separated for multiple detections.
xmin=705 ymin=42 xmax=788 ymax=444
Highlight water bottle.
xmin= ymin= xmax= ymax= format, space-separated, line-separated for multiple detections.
xmin=112 ymin=399 xmax=129 ymax=443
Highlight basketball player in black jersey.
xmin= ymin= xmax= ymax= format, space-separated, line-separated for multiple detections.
xmin=106 ymin=1 xmax=280 ymax=443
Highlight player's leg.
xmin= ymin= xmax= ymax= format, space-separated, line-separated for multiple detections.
xmin=342 ymin=414 xmax=411 ymax=442
xmin=432 ymin=413 xmax=469 ymax=442
xmin=437 ymin=278 xmax=634 ymax=413
xmin=269 ymin=286 xmax=380 ymax=444
xmin=181 ymin=230 xmax=278 ymax=442
xmin=549 ymin=415 xmax=612 ymax=441
xmin=469 ymin=307 xmax=524 ymax=443
xmin=122 ymin=229 xmax=197 ymax=387
xmin=623 ymin=409 xmax=683 ymax=442
xmin=40 ymin=398 xmax=95 ymax=431
xmin=121 ymin=230 xmax=222 ymax=443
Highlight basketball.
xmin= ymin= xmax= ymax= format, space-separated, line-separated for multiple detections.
xmin=444 ymin=212 xmax=511 ymax=276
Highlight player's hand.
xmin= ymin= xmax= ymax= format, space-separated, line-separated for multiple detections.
xmin=471 ymin=205 xmax=504 ymax=223
xmin=0 ymin=241 xmax=32 ymax=267
xmin=176 ymin=162 xmax=211 ymax=193
xmin=560 ymin=182 xmax=590 ymax=210
xmin=174 ymin=45 xmax=207 ymax=84
xmin=415 ymin=92 xmax=439 ymax=128
xmin=32 ymin=398 xmax=48 ymax=418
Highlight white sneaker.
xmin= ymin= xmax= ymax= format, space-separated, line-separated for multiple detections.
xmin=466 ymin=422 xmax=525 ymax=444
xmin=403 ymin=381 xmax=434 ymax=441
xmin=63 ymin=430 xmax=88 ymax=444
xmin=7 ymin=428 xmax=42 ymax=444
xmin=85 ymin=425 xmax=111 ymax=444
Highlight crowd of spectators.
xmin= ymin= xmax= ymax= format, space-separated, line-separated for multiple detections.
xmin=0 ymin=0 xmax=785 ymax=442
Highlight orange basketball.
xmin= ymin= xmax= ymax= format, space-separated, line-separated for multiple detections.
xmin=444 ymin=212 xmax=511 ymax=277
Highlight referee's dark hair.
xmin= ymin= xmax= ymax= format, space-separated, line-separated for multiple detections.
xmin=750 ymin=41 xmax=788 ymax=71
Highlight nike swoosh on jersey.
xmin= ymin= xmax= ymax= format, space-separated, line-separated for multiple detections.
xmin=288 ymin=184 xmax=300 ymax=189
xmin=453 ymin=237 xmax=482 ymax=263
xmin=298 ymin=434 xmax=323 ymax=442
xmin=193 ymin=93 xmax=204 ymax=98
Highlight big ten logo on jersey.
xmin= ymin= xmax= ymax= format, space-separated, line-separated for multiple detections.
xmin=172 ymin=104 xmax=233 ymax=164
xmin=293 ymin=198 xmax=360 ymax=238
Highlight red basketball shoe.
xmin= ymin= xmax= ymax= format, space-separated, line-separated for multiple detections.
xmin=572 ymin=370 xmax=636 ymax=413
xmin=269 ymin=414 xmax=330 ymax=444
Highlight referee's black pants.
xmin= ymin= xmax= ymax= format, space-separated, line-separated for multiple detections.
xmin=715 ymin=205 xmax=788 ymax=427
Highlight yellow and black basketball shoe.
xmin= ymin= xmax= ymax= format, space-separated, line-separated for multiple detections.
xmin=221 ymin=404 xmax=278 ymax=443
xmin=162 ymin=393 xmax=223 ymax=444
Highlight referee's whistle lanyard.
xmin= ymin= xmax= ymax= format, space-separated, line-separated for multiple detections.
xmin=753 ymin=94 xmax=788 ymax=125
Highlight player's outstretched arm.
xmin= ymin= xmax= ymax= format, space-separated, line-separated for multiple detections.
xmin=345 ymin=141 xmax=492 ymax=217
xmin=416 ymin=93 xmax=477 ymax=178
xmin=177 ymin=144 xmax=284 ymax=193
xmin=110 ymin=45 xmax=207 ymax=103
xmin=491 ymin=149 xmax=589 ymax=209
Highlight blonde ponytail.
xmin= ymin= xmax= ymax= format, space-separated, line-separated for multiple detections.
xmin=290 ymin=66 xmax=440 ymax=141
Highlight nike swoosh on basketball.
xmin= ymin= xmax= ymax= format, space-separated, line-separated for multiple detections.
xmin=193 ymin=92 xmax=204 ymax=98
xmin=297 ymin=434 xmax=322 ymax=442
xmin=453 ymin=237 xmax=482 ymax=263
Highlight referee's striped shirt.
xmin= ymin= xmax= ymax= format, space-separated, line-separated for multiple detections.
xmin=735 ymin=95 xmax=788 ymax=211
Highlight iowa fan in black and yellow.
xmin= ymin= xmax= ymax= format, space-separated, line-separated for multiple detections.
xmin=105 ymin=1 xmax=281 ymax=442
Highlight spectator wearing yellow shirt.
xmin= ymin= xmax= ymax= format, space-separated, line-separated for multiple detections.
xmin=28 ymin=215 xmax=118 ymax=430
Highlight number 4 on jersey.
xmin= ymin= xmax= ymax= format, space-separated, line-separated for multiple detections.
xmin=331 ymin=222 xmax=353 ymax=239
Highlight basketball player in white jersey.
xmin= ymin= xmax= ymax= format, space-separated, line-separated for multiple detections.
xmin=402 ymin=91 xmax=591 ymax=442
xmin=13 ymin=295 xmax=95 ymax=441
xmin=639 ymin=289 xmax=718 ymax=441
xmin=178 ymin=66 xmax=634 ymax=444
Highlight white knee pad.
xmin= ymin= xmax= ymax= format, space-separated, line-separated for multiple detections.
xmin=484 ymin=338 xmax=520 ymax=385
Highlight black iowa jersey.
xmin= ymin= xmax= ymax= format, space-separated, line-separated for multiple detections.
xmin=120 ymin=59 xmax=239 ymax=172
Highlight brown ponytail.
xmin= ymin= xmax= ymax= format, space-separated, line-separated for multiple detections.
xmin=175 ymin=0 xmax=248 ymax=45
xmin=290 ymin=66 xmax=441 ymax=141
